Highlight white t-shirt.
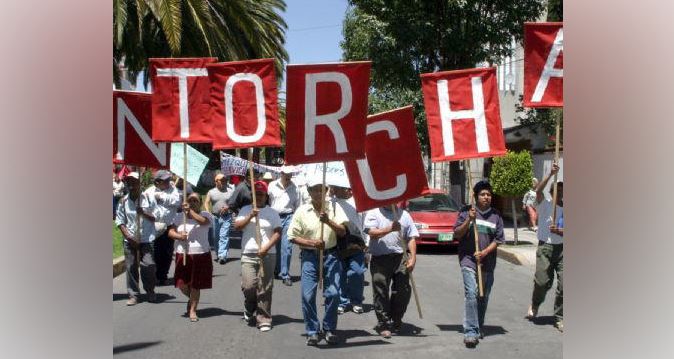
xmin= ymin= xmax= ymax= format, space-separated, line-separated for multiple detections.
xmin=536 ymin=198 xmax=564 ymax=245
xmin=172 ymin=211 xmax=213 ymax=254
xmin=236 ymin=205 xmax=282 ymax=255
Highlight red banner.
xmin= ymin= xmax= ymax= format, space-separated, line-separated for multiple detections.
xmin=284 ymin=62 xmax=371 ymax=164
xmin=421 ymin=67 xmax=506 ymax=162
xmin=149 ymin=57 xmax=217 ymax=142
xmin=524 ymin=22 xmax=563 ymax=107
xmin=344 ymin=106 xmax=428 ymax=212
xmin=113 ymin=91 xmax=170 ymax=168
xmin=207 ymin=59 xmax=281 ymax=149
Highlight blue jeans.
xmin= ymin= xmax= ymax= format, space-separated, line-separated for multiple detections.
xmin=278 ymin=214 xmax=293 ymax=279
xmin=339 ymin=251 xmax=365 ymax=308
xmin=461 ymin=267 xmax=495 ymax=339
xmin=300 ymin=249 xmax=342 ymax=336
xmin=213 ymin=213 xmax=232 ymax=260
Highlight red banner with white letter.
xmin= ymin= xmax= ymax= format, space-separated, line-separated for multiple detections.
xmin=284 ymin=62 xmax=371 ymax=164
xmin=421 ymin=67 xmax=506 ymax=162
xmin=524 ymin=22 xmax=563 ymax=107
xmin=113 ymin=91 xmax=170 ymax=168
xmin=344 ymin=106 xmax=428 ymax=212
xmin=207 ymin=59 xmax=281 ymax=149
xmin=149 ymin=57 xmax=217 ymax=142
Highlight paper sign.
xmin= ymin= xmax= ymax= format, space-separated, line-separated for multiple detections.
xmin=170 ymin=143 xmax=210 ymax=186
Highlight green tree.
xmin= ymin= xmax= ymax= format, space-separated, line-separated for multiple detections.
xmin=341 ymin=0 xmax=546 ymax=158
xmin=489 ymin=150 xmax=533 ymax=244
xmin=113 ymin=0 xmax=289 ymax=87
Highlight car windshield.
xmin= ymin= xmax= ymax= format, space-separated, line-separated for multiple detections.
xmin=407 ymin=193 xmax=459 ymax=212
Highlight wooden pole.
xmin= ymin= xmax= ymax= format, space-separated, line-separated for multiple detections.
xmin=135 ymin=196 xmax=141 ymax=268
xmin=551 ymin=117 xmax=562 ymax=226
xmin=391 ymin=205 xmax=423 ymax=319
xmin=248 ymin=148 xmax=264 ymax=278
xmin=182 ymin=143 xmax=188 ymax=266
xmin=318 ymin=163 xmax=327 ymax=290
xmin=465 ymin=160 xmax=484 ymax=297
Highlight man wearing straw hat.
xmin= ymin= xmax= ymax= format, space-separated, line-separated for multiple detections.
xmin=115 ymin=172 xmax=158 ymax=305
xmin=288 ymin=175 xmax=349 ymax=346
xmin=363 ymin=204 xmax=418 ymax=338
xmin=268 ymin=166 xmax=301 ymax=286
xmin=453 ymin=180 xmax=505 ymax=348
xmin=525 ymin=162 xmax=564 ymax=333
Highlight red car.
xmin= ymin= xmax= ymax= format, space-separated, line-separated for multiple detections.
xmin=402 ymin=189 xmax=460 ymax=246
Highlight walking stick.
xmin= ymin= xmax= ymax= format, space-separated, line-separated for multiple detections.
xmin=248 ymin=148 xmax=264 ymax=279
xmin=465 ymin=160 xmax=484 ymax=297
xmin=318 ymin=163 xmax=327 ymax=290
xmin=391 ymin=205 xmax=423 ymax=319
xmin=182 ymin=142 xmax=188 ymax=266
xmin=551 ymin=117 xmax=561 ymax=225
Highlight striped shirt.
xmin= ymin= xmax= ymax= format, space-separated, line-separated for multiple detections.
xmin=454 ymin=206 xmax=505 ymax=272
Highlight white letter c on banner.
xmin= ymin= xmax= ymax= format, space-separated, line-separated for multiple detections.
xmin=356 ymin=120 xmax=407 ymax=200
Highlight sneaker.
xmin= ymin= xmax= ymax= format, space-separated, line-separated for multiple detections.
xmin=243 ymin=311 xmax=255 ymax=325
xmin=306 ymin=334 xmax=319 ymax=346
xmin=464 ymin=336 xmax=479 ymax=348
xmin=283 ymin=278 xmax=293 ymax=286
xmin=259 ymin=323 xmax=272 ymax=332
xmin=324 ymin=331 xmax=339 ymax=345
xmin=352 ymin=305 xmax=364 ymax=314
xmin=219 ymin=258 xmax=226 ymax=265
xmin=147 ymin=292 xmax=157 ymax=303
xmin=126 ymin=297 xmax=138 ymax=306
xmin=391 ymin=321 xmax=402 ymax=334
xmin=337 ymin=306 xmax=345 ymax=315
xmin=525 ymin=305 xmax=538 ymax=320
xmin=555 ymin=320 xmax=564 ymax=333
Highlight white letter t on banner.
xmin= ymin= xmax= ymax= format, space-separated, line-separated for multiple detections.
xmin=156 ymin=67 xmax=209 ymax=139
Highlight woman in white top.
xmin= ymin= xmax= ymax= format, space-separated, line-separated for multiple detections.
xmin=233 ymin=181 xmax=282 ymax=332
xmin=168 ymin=193 xmax=213 ymax=322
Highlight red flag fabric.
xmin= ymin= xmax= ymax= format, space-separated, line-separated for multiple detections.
xmin=344 ymin=106 xmax=428 ymax=212
xmin=524 ymin=22 xmax=563 ymax=107
xmin=421 ymin=67 xmax=506 ymax=162
xmin=284 ymin=62 xmax=371 ymax=164
xmin=207 ymin=59 xmax=281 ymax=149
xmin=113 ymin=91 xmax=170 ymax=168
xmin=149 ymin=57 xmax=217 ymax=142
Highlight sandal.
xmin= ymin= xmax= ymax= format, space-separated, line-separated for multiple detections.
xmin=190 ymin=316 xmax=199 ymax=322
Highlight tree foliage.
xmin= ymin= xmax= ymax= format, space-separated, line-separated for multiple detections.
xmin=341 ymin=0 xmax=546 ymax=155
xmin=489 ymin=150 xmax=533 ymax=197
xmin=113 ymin=0 xmax=289 ymax=87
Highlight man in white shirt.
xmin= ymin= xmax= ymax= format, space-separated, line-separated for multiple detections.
xmin=526 ymin=162 xmax=564 ymax=333
xmin=267 ymin=166 xmax=300 ymax=286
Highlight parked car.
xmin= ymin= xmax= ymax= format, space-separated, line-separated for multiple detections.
xmin=402 ymin=189 xmax=460 ymax=246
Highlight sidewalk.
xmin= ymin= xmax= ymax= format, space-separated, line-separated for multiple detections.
xmin=497 ymin=225 xmax=539 ymax=267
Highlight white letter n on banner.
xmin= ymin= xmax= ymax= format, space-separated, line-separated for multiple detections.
xmin=304 ymin=72 xmax=352 ymax=156
xmin=115 ymin=98 xmax=167 ymax=166
xmin=224 ymin=73 xmax=266 ymax=143
xmin=437 ymin=77 xmax=489 ymax=156
xmin=356 ymin=120 xmax=407 ymax=200
xmin=156 ymin=67 xmax=209 ymax=139
xmin=532 ymin=28 xmax=563 ymax=103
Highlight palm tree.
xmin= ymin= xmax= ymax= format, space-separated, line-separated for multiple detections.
xmin=113 ymin=0 xmax=288 ymax=87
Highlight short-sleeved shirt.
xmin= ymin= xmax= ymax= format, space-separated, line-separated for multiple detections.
xmin=268 ymin=179 xmax=300 ymax=215
xmin=172 ymin=211 xmax=213 ymax=254
xmin=454 ymin=206 xmax=505 ymax=272
xmin=522 ymin=190 xmax=537 ymax=207
xmin=115 ymin=194 xmax=157 ymax=243
xmin=363 ymin=207 xmax=419 ymax=256
xmin=237 ymin=205 xmax=282 ymax=254
xmin=536 ymin=199 xmax=564 ymax=245
xmin=288 ymin=202 xmax=349 ymax=250
xmin=207 ymin=186 xmax=233 ymax=215
xmin=331 ymin=197 xmax=364 ymax=239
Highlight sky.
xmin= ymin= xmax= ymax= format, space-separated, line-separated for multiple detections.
xmin=134 ymin=0 xmax=349 ymax=92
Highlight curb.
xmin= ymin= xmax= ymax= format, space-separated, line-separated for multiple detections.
xmin=113 ymin=256 xmax=125 ymax=278
xmin=497 ymin=247 xmax=527 ymax=266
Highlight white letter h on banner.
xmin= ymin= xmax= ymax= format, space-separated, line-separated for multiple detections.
xmin=437 ymin=77 xmax=489 ymax=156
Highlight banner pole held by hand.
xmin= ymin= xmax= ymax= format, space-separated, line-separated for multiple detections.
xmin=318 ymin=163 xmax=327 ymax=290
xmin=248 ymin=148 xmax=264 ymax=279
xmin=391 ymin=205 xmax=423 ymax=319
xmin=182 ymin=143 xmax=188 ymax=266
xmin=551 ymin=116 xmax=561 ymax=226
xmin=465 ymin=160 xmax=484 ymax=297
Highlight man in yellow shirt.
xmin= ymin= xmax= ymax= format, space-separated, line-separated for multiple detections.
xmin=288 ymin=176 xmax=349 ymax=346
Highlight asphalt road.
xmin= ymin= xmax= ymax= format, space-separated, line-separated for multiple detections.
xmin=113 ymin=244 xmax=562 ymax=359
